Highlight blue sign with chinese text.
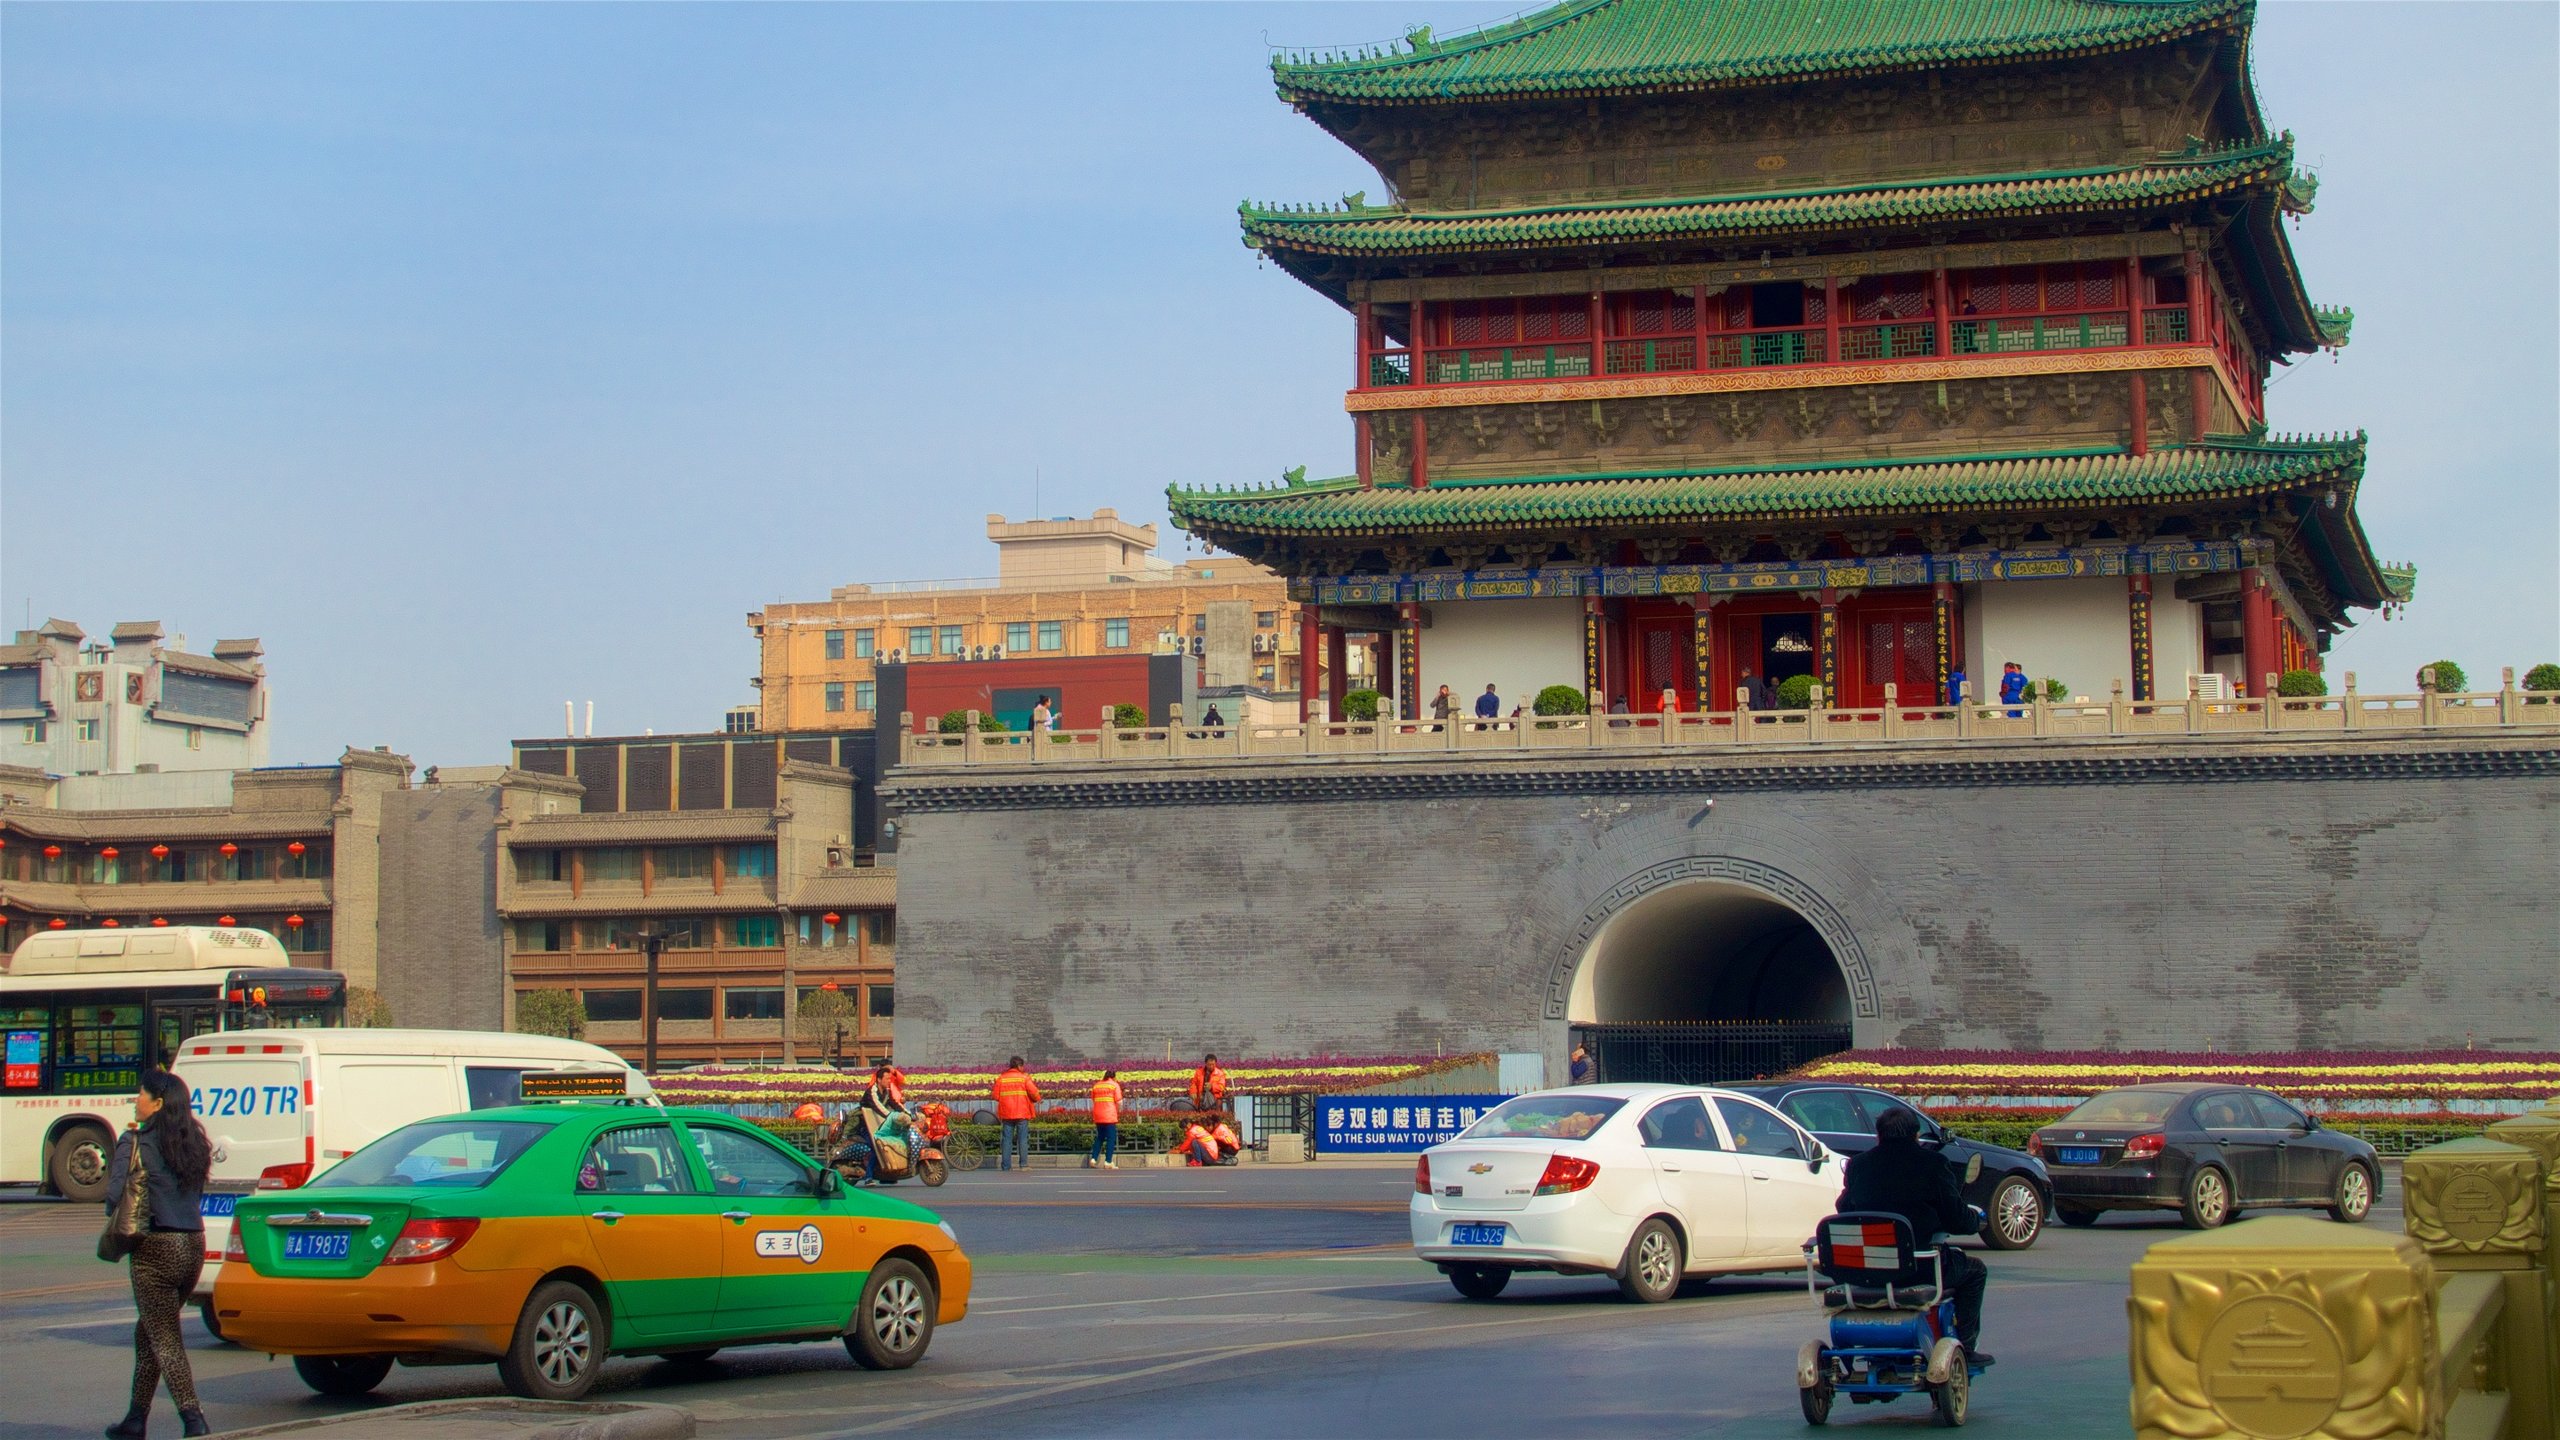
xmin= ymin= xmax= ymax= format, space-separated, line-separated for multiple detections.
xmin=1315 ymin=1094 xmax=1510 ymax=1153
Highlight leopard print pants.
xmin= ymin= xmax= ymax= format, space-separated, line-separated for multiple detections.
xmin=128 ymin=1230 xmax=203 ymax=1414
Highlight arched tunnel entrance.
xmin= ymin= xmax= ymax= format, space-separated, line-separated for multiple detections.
xmin=1567 ymin=880 xmax=1855 ymax=1084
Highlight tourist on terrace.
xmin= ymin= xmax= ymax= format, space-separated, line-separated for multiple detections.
xmin=1946 ymin=664 xmax=1968 ymax=709
xmin=1474 ymin=684 xmax=1501 ymax=727
xmin=1740 ymin=667 xmax=1772 ymax=711
xmin=1999 ymin=663 xmax=2031 ymax=717
xmin=1030 ymin=695 xmax=1053 ymax=733
xmin=1432 ymin=684 xmax=1457 ymax=722
xmin=1200 ymin=703 xmax=1225 ymax=730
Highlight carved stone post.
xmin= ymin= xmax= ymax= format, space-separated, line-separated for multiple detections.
xmin=2129 ymin=1217 xmax=2438 ymax=1440
xmin=2403 ymin=1136 xmax=2555 ymax=1434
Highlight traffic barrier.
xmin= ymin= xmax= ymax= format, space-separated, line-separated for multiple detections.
xmin=2128 ymin=1131 xmax=2556 ymax=1439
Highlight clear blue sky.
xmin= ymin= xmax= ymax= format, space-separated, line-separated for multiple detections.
xmin=4 ymin=2 xmax=2552 ymax=764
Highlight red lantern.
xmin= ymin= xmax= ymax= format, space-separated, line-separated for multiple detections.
xmin=287 ymin=841 xmax=307 ymax=856
xmin=819 ymin=980 xmax=840 ymax=991
xmin=285 ymin=914 xmax=305 ymax=929
xmin=151 ymin=918 xmax=169 ymax=927
xmin=101 ymin=918 xmax=120 ymax=928
xmin=46 ymin=918 xmax=66 ymax=930
xmin=42 ymin=845 xmax=61 ymax=859
xmin=216 ymin=915 xmax=236 ymax=926
xmin=219 ymin=842 xmax=238 ymax=857
xmin=822 ymin=911 xmax=842 ymax=926
xmin=150 ymin=844 xmax=169 ymax=860
xmin=100 ymin=846 xmax=119 ymax=859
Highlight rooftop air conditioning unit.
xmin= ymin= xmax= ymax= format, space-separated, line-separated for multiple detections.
xmin=991 ymin=646 xmax=1005 ymax=660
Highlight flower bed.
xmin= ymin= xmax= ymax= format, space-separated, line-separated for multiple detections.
xmin=654 ymin=1053 xmax=1494 ymax=1110
xmin=1793 ymin=1050 xmax=2560 ymax=1105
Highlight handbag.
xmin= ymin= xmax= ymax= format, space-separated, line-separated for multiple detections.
xmin=96 ymin=1131 xmax=148 ymax=1263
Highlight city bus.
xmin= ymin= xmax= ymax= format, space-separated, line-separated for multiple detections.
xmin=1 ymin=926 xmax=345 ymax=1201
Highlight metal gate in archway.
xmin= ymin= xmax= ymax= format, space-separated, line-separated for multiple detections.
xmin=1575 ymin=1021 xmax=1852 ymax=1086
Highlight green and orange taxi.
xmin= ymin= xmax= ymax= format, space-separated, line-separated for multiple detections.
xmin=214 ymin=1076 xmax=970 ymax=1401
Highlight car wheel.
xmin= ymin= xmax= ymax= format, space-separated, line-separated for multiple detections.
xmin=48 ymin=1123 xmax=113 ymax=1204
xmin=1446 ymin=1264 xmax=1509 ymax=1300
xmin=845 ymin=1258 xmax=935 ymax=1370
xmin=294 ymin=1354 xmax=394 ymax=1397
xmin=1931 ymin=1350 xmax=1970 ymax=1426
xmin=197 ymin=1300 xmax=231 ymax=1344
xmin=2057 ymin=1205 xmax=2103 ymax=1228
xmin=1614 ymin=1218 xmax=1682 ymax=1304
xmin=1979 ymin=1175 xmax=2044 ymax=1250
xmin=2328 ymin=1163 xmax=2376 ymax=1224
xmin=498 ymin=1280 xmax=607 ymax=1401
xmin=2180 ymin=1166 xmax=2232 ymax=1229
xmin=1800 ymin=1378 xmax=1834 ymax=1425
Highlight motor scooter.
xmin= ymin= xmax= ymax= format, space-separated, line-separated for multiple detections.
xmin=829 ymin=1105 xmax=948 ymax=1187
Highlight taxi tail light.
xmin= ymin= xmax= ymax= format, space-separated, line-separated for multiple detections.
xmin=257 ymin=1162 xmax=312 ymax=1190
xmin=2122 ymin=1133 xmax=2166 ymax=1162
xmin=1533 ymin=1154 xmax=1600 ymax=1196
xmin=221 ymin=1228 xmax=245 ymax=1263
xmin=1414 ymin=1156 xmax=1431 ymax=1194
xmin=384 ymin=1217 xmax=479 ymax=1265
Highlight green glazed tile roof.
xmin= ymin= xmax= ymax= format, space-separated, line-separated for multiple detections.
xmin=2379 ymin=563 xmax=2416 ymax=602
xmin=1272 ymin=0 xmax=2250 ymax=105
xmin=1167 ymin=436 xmax=2366 ymax=533
xmin=1243 ymin=140 xmax=2290 ymax=255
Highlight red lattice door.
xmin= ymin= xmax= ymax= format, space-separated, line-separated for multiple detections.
xmin=1859 ymin=614 xmax=1941 ymax=708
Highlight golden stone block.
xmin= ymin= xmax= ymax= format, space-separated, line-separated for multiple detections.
xmin=2483 ymin=1112 xmax=2560 ymax=1185
xmin=2402 ymin=1137 xmax=2547 ymax=1260
xmin=2129 ymin=1216 xmax=2436 ymax=1440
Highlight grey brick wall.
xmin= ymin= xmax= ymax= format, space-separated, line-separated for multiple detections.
xmin=879 ymin=736 xmax=2559 ymax=1070
xmin=375 ymin=786 xmax=505 ymax=1032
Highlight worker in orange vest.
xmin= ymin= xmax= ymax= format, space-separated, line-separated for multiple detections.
xmin=1180 ymin=1119 xmax=1220 ymax=1166
xmin=1188 ymin=1053 xmax=1229 ymax=1109
xmin=1086 ymin=1069 xmax=1124 ymax=1169
xmin=992 ymin=1057 xmax=1041 ymax=1173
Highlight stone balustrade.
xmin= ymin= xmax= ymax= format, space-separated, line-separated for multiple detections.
xmin=895 ymin=675 xmax=2560 ymax=770
xmin=2129 ymin=1098 xmax=2560 ymax=1440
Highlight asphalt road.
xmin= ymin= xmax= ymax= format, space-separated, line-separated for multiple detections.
xmin=0 ymin=1163 xmax=2403 ymax=1438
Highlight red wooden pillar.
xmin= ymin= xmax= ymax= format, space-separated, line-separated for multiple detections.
xmin=2183 ymin=247 xmax=2208 ymax=346
xmin=1932 ymin=267 xmax=1954 ymax=357
xmin=1401 ymin=602 xmax=1423 ymax=720
xmin=1693 ymin=284 xmax=1711 ymax=372
xmin=2127 ymin=574 xmax=2155 ymax=701
xmin=1932 ymin=581 xmax=1958 ymax=705
xmin=1410 ymin=412 xmax=1430 ymax=489
xmin=1355 ymin=414 xmax=1373 ymax=488
xmin=1354 ymin=299 xmax=1372 ymax=390
xmin=1297 ymin=602 xmax=1321 ymax=721
xmin=1326 ymin=626 xmax=1349 ymax=721
xmin=2126 ymin=254 xmax=2145 ymax=345
xmin=1822 ymin=275 xmax=1841 ymax=364
xmin=2127 ymin=371 xmax=2149 ymax=457
xmin=2239 ymin=568 xmax=2276 ymax=697
xmin=1589 ymin=288 xmax=1606 ymax=378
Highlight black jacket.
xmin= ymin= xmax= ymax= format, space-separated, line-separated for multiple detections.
xmin=108 ymin=1119 xmax=206 ymax=1233
xmin=1837 ymin=1137 xmax=1970 ymax=1242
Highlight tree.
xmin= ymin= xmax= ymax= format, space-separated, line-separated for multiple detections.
xmin=2038 ymin=677 xmax=2069 ymax=703
xmin=515 ymin=989 xmax=583 ymax=1041
xmin=2277 ymin=669 xmax=2328 ymax=697
xmin=1341 ymin=688 xmax=1381 ymax=721
xmin=2521 ymin=663 xmax=2560 ymax=694
xmin=2419 ymin=660 xmax=2467 ymax=693
xmin=796 ymin=986 xmax=857 ymax=1063
xmin=343 ymin=985 xmax=395 ymax=1028
xmin=1531 ymin=685 xmax=1588 ymax=716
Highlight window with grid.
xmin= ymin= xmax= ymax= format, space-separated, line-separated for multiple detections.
xmin=728 ymin=843 xmax=775 ymax=878
xmin=853 ymin=629 xmax=875 ymax=659
xmin=514 ymin=920 xmax=567 ymax=953
xmin=285 ymin=842 xmax=331 ymax=879
xmin=854 ymin=681 xmax=875 ymax=712
xmin=824 ymin=629 xmax=844 ymax=660
xmin=1006 ymin=622 xmax=1031 ymax=652
xmin=1430 ymin=294 xmax=1592 ymax=345
xmin=1605 ymin=289 xmax=1697 ymax=336
xmin=825 ymin=682 xmax=845 ymax=713
xmin=724 ymin=987 xmax=784 ymax=1020
xmin=1037 ymin=620 xmax=1062 ymax=652
xmin=906 ymin=627 xmax=932 ymax=656
xmin=1104 ymin=619 xmax=1129 ymax=648
xmin=938 ymin=626 xmax=964 ymax=655
xmin=583 ymin=849 xmax=642 ymax=884
xmin=653 ymin=846 xmax=713 ymax=881
xmin=727 ymin=915 xmax=780 ymax=948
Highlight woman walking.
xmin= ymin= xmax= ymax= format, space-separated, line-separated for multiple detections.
xmin=108 ymin=1069 xmax=213 ymax=1438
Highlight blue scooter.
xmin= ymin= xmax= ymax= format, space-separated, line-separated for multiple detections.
xmin=1795 ymin=1199 xmax=1990 ymax=1427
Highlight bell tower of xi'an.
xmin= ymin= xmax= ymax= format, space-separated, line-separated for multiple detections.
xmin=1170 ymin=0 xmax=2410 ymax=722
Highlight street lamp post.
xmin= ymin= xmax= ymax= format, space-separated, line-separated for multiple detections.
xmin=634 ymin=925 xmax=678 ymax=1076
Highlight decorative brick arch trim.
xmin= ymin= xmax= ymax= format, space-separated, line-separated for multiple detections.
xmin=1545 ymin=856 xmax=1878 ymax=1022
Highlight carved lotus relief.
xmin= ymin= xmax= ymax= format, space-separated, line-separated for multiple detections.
xmin=2403 ymin=1151 xmax=2545 ymax=1254
xmin=2129 ymin=1264 xmax=2432 ymax=1440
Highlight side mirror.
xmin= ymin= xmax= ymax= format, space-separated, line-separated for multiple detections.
xmin=2301 ymin=1115 xmax=2321 ymax=1132
xmin=1807 ymin=1148 xmax=1828 ymax=1174
xmin=815 ymin=1166 xmax=842 ymax=1199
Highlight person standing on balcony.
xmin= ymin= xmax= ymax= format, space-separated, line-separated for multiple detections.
xmin=1431 ymin=685 xmax=1457 ymax=722
xmin=1946 ymin=663 xmax=1968 ymax=709
xmin=1030 ymin=696 xmax=1052 ymax=733
xmin=1474 ymin=684 xmax=1502 ymax=729
xmin=1999 ymin=663 xmax=2031 ymax=717
xmin=992 ymin=1058 xmax=1041 ymax=1172
xmin=1739 ymin=667 xmax=1772 ymax=711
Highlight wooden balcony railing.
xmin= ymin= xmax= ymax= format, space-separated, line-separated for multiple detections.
xmin=895 ymin=683 xmax=2560 ymax=770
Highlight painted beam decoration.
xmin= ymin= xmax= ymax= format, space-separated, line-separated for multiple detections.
xmin=1294 ymin=538 xmax=2249 ymax=606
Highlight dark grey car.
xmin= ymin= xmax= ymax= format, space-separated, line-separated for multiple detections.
xmin=2029 ymin=1083 xmax=2381 ymax=1229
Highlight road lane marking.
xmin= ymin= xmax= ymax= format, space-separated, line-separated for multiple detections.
xmin=973 ymin=1277 xmax=1431 ymax=1317
xmin=0 ymin=1279 xmax=128 ymax=1301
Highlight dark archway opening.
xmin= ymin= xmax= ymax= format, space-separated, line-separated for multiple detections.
xmin=1568 ymin=881 xmax=1853 ymax=1084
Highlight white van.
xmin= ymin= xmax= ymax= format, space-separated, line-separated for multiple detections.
xmin=173 ymin=1028 xmax=651 ymax=1337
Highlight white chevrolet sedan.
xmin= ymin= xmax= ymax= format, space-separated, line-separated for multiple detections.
xmin=1412 ymin=1084 xmax=1843 ymax=1302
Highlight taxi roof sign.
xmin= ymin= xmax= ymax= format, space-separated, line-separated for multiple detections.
xmin=519 ymin=1068 xmax=637 ymax=1101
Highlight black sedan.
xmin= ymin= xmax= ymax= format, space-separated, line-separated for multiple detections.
xmin=2028 ymin=1083 xmax=2381 ymax=1229
xmin=1732 ymin=1081 xmax=2053 ymax=1250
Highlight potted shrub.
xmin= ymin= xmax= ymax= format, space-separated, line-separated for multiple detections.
xmin=1110 ymin=702 xmax=1147 ymax=730
xmin=1530 ymin=685 xmax=1587 ymax=728
xmin=1776 ymin=674 xmax=1817 ymax=710
xmin=2276 ymin=669 xmax=2328 ymax=697
xmin=2419 ymin=659 xmax=2467 ymax=693
xmin=2521 ymin=662 xmax=2560 ymax=703
xmin=1341 ymin=688 xmax=1381 ymax=721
